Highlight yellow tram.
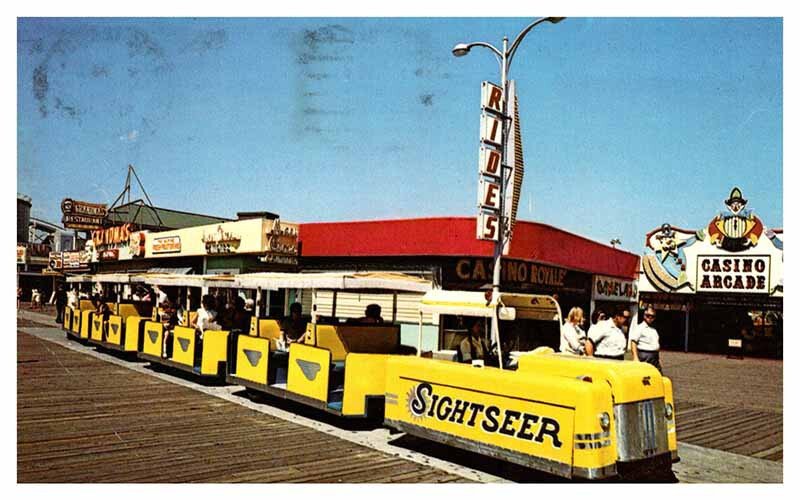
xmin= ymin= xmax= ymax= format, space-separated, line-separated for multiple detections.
xmin=227 ymin=272 xmax=431 ymax=416
xmin=61 ymin=270 xmax=678 ymax=479
xmin=382 ymin=290 xmax=677 ymax=480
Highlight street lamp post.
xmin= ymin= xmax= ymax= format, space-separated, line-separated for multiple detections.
xmin=453 ymin=17 xmax=565 ymax=367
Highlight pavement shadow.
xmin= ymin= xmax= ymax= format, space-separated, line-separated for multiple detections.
xmin=387 ymin=433 xmax=572 ymax=483
xmin=230 ymin=388 xmax=383 ymax=432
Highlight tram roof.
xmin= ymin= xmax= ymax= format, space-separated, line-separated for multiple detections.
xmin=234 ymin=271 xmax=433 ymax=293
xmin=66 ymin=273 xmax=132 ymax=284
xmin=419 ymin=290 xmax=562 ymax=322
xmin=129 ymin=273 xmax=238 ymax=288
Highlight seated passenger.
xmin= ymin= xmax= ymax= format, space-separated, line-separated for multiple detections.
xmin=279 ymin=302 xmax=307 ymax=350
xmin=93 ymin=294 xmax=111 ymax=340
xmin=458 ymin=318 xmax=493 ymax=365
xmin=229 ymin=296 xmax=252 ymax=333
xmin=160 ymin=298 xmax=179 ymax=358
xmin=191 ymin=294 xmax=221 ymax=340
xmin=359 ymin=303 xmax=384 ymax=324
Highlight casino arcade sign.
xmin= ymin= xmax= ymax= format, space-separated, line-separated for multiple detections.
xmin=639 ymin=187 xmax=782 ymax=297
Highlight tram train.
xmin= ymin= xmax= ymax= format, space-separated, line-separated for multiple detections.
xmin=63 ymin=271 xmax=677 ymax=480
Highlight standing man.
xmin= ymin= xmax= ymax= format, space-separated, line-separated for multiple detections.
xmin=630 ymin=306 xmax=661 ymax=372
xmin=586 ymin=306 xmax=630 ymax=360
xmin=54 ymin=284 xmax=67 ymax=324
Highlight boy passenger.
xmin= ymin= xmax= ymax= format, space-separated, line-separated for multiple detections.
xmin=280 ymin=302 xmax=307 ymax=348
xmin=458 ymin=318 xmax=492 ymax=365
xmin=160 ymin=297 xmax=179 ymax=358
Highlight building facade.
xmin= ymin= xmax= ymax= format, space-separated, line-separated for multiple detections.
xmin=638 ymin=188 xmax=782 ymax=358
xmin=298 ymin=216 xmax=640 ymax=322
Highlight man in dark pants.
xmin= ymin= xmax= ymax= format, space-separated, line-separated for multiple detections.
xmin=54 ymin=284 xmax=67 ymax=324
xmin=630 ymin=306 xmax=661 ymax=372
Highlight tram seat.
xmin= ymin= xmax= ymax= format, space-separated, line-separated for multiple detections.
xmin=314 ymin=325 xmax=349 ymax=362
xmin=433 ymin=350 xmax=458 ymax=361
xmin=442 ymin=329 xmax=468 ymax=351
xmin=188 ymin=311 xmax=198 ymax=327
xmin=117 ymin=303 xmax=144 ymax=320
xmin=314 ymin=324 xmax=401 ymax=363
xmin=255 ymin=319 xmax=283 ymax=350
xmin=105 ymin=302 xmax=118 ymax=315
xmin=339 ymin=325 xmax=400 ymax=354
xmin=79 ymin=299 xmax=94 ymax=310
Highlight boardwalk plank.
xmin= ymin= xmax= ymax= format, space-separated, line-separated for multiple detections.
xmin=17 ymin=330 xmax=469 ymax=484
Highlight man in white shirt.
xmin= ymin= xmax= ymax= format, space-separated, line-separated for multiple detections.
xmin=586 ymin=307 xmax=630 ymax=360
xmin=630 ymin=306 xmax=661 ymax=372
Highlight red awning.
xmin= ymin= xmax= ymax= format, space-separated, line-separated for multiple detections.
xmin=298 ymin=217 xmax=640 ymax=279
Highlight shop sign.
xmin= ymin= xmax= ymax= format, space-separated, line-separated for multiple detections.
xmin=92 ymin=224 xmax=132 ymax=249
xmin=152 ymin=236 xmax=181 ymax=254
xmin=129 ymin=231 xmax=146 ymax=258
xmin=62 ymin=250 xmax=91 ymax=271
xmin=99 ymin=249 xmax=120 ymax=261
xmin=446 ymin=258 xmax=589 ymax=294
xmin=23 ymin=243 xmax=51 ymax=257
xmin=48 ymin=251 xmax=62 ymax=271
xmin=61 ymin=198 xmax=107 ymax=230
xmin=592 ymin=275 xmax=638 ymax=303
xmin=696 ymin=255 xmax=770 ymax=294
xmin=202 ymin=225 xmax=242 ymax=254
xmin=261 ymin=219 xmax=298 ymax=265
xmin=16 ymin=246 xmax=26 ymax=264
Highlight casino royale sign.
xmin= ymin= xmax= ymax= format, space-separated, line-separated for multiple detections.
xmin=407 ymin=383 xmax=563 ymax=448
xmin=447 ymin=258 xmax=590 ymax=293
xmin=696 ymin=255 xmax=770 ymax=293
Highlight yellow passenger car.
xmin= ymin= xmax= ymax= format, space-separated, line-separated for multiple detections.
xmin=135 ymin=273 xmax=238 ymax=379
xmin=383 ymin=290 xmax=677 ymax=480
xmin=226 ymin=272 xmax=432 ymax=416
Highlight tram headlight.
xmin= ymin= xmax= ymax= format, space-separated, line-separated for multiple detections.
xmin=665 ymin=402 xmax=674 ymax=420
xmin=599 ymin=412 xmax=611 ymax=430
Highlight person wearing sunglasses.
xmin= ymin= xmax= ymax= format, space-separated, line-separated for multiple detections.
xmin=630 ymin=306 xmax=661 ymax=372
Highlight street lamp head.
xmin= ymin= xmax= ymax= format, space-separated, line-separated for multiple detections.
xmin=452 ymin=43 xmax=471 ymax=57
xmin=546 ymin=17 xmax=566 ymax=24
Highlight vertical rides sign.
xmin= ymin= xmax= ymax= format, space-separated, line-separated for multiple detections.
xmin=476 ymin=81 xmax=524 ymax=254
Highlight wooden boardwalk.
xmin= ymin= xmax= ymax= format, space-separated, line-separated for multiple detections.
xmin=674 ymin=399 xmax=783 ymax=462
xmin=17 ymin=330 xmax=469 ymax=483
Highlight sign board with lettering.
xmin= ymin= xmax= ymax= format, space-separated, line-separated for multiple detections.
xmin=639 ymin=189 xmax=783 ymax=297
xmin=444 ymin=257 xmax=590 ymax=294
xmin=592 ymin=275 xmax=638 ymax=303
xmin=481 ymin=81 xmax=504 ymax=115
xmin=143 ymin=218 xmax=298 ymax=266
xmin=54 ymin=250 xmax=92 ymax=272
xmin=476 ymin=213 xmax=500 ymax=242
xmin=479 ymin=146 xmax=502 ymax=179
xmin=152 ymin=236 xmax=182 ymax=255
xmin=476 ymin=81 xmax=507 ymax=244
xmin=696 ymin=255 xmax=770 ymax=294
xmin=477 ymin=177 xmax=502 ymax=211
xmin=261 ymin=218 xmax=299 ymax=266
xmin=61 ymin=198 xmax=107 ymax=230
xmin=480 ymin=114 xmax=503 ymax=147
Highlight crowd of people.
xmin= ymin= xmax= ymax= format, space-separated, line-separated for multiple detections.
xmin=559 ymin=304 xmax=661 ymax=372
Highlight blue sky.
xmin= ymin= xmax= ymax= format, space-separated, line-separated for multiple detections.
xmin=17 ymin=17 xmax=782 ymax=253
